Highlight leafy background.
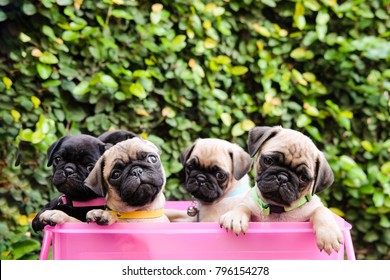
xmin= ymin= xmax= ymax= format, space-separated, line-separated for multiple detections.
xmin=0 ymin=0 xmax=389 ymax=260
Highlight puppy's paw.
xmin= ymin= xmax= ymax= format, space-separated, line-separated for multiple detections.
xmin=219 ymin=209 xmax=250 ymax=235
xmin=86 ymin=209 xmax=116 ymax=225
xmin=315 ymin=226 xmax=344 ymax=255
xmin=39 ymin=210 xmax=79 ymax=226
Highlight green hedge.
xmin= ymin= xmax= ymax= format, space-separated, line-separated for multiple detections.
xmin=0 ymin=0 xmax=389 ymax=260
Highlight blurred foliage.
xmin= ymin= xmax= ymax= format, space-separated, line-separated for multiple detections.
xmin=0 ymin=0 xmax=389 ymax=260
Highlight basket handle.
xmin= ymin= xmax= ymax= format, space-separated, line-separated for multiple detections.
xmin=344 ymin=227 xmax=356 ymax=260
xmin=39 ymin=226 xmax=53 ymax=260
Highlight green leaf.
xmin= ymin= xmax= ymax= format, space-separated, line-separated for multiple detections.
xmin=296 ymin=114 xmax=311 ymax=127
xmin=231 ymin=122 xmax=245 ymax=137
xmin=290 ymin=47 xmax=307 ymax=59
xmin=3 ymin=76 xmax=12 ymax=89
xmin=42 ymin=25 xmax=56 ymax=40
xmin=373 ymin=192 xmax=385 ymax=207
xmin=171 ymin=35 xmax=187 ymax=51
xmin=212 ymin=89 xmax=228 ymax=100
xmin=42 ymin=80 xmax=61 ymax=87
xmin=0 ymin=10 xmax=6 ymax=22
xmin=62 ymin=30 xmax=79 ymax=41
xmin=363 ymin=231 xmax=379 ymax=243
xmin=22 ymin=2 xmax=37 ymax=16
xmin=241 ymin=119 xmax=255 ymax=131
xmin=111 ymin=9 xmax=133 ymax=20
xmin=56 ymin=0 xmax=72 ymax=6
xmin=19 ymin=32 xmax=31 ymax=42
xmin=339 ymin=155 xmax=358 ymax=170
xmin=220 ymin=113 xmax=232 ymax=126
xmin=36 ymin=63 xmax=52 ymax=79
xmin=316 ymin=10 xmax=330 ymax=25
xmin=213 ymin=55 xmax=231 ymax=65
xmin=294 ymin=15 xmax=306 ymax=30
xmin=129 ymin=82 xmax=147 ymax=99
xmin=100 ymin=75 xmax=118 ymax=88
xmin=305 ymin=125 xmax=322 ymax=141
xmin=229 ymin=66 xmax=248 ymax=76
xmin=39 ymin=52 xmax=59 ymax=64
xmin=381 ymin=161 xmax=390 ymax=174
xmin=72 ymin=81 xmax=90 ymax=95
xmin=12 ymin=239 xmax=41 ymax=260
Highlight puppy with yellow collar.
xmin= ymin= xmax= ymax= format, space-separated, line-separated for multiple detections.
xmin=85 ymin=137 xmax=169 ymax=224
xmin=219 ymin=126 xmax=344 ymax=255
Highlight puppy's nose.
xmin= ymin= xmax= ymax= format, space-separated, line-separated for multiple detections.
xmin=277 ymin=173 xmax=288 ymax=184
xmin=65 ymin=167 xmax=75 ymax=176
xmin=131 ymin=167 xmax=143 ymax=177
xmin=196 ymin=175 xmax=207 ymax=183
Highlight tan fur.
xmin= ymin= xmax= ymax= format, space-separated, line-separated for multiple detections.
xmin=219 ymin=127 xmax=343 ymax=255
xmin=166 ymin=138 xmax=252 ymax=222
xmin=85 ymin=138 xmax=169 ymax=224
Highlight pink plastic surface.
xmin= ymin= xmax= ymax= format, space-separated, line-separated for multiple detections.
xmin=39 ymin=201 xmax=355 ymax=260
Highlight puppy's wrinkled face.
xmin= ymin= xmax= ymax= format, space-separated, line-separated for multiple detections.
xmin=255 ymin=141 xmax=317 ymax=207
xmin=47 ymin=135 xmax=107 ymax=200
xmin=181 ymin=139 xmax=251 ymax=204
xmin=87 ymin=138 xmax=166 ymax=207
xmin=249 ymin=127 xmax=333 ymax=207
xmin=184 ymin=156 xmax=230 ymax=203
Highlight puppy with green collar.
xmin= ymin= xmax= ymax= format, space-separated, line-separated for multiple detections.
xmin=85 ymin=137 xmax=169 ymax=224
xmin=219 ymin=126 xmax=343 ymax=255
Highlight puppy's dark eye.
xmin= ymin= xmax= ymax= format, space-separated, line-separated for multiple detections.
xmin=110 ymin=170 xmax=122 ymax=180
xmin=216 ymin=172 xmax=227 ymax=181
xmin=147 ymin=155 xmax=158 ymax=163
xmin=186 ymin=164 xmax=194 ymax=172
xmin=263 ymin=156 xmax=273 ymax=166
xmin=86 ymin=164 xmax=94 ymax=173
xmin=300 ymin=174 xmax=310 ymax=183
xmin=53 ymin=156 xmax=61 ymax=166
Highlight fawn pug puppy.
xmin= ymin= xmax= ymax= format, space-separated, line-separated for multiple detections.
xmin=219 ymin=126 xmax=343 ymax=255
xmin=85 ymin=137 xmax=169 ymax=224
xmin=166 ymin=138 xmax=252 ymax=222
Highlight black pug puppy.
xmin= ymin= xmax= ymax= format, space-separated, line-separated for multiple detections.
xmin=32 ymin=134 xmax=109 ymax=231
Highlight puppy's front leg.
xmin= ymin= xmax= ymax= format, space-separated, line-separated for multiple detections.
xmin=311 ymin=206 xmax=344 ymax=255
xmin=39 ymin=210 xmax=80 ymax=226
xmin=219 ymin=204 xmax=251 ymax=235
xmin=86 ymin=209 xmax=117 ymax=225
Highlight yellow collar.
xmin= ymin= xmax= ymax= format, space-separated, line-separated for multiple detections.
xmin=107 ymin=208 xmax=164 ymax=219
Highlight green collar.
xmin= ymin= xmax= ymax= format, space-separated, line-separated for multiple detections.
xmin=252 ymin=188 xmax=312 ymax=216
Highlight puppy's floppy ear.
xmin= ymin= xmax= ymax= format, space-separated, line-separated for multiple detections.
xmin=230 ymin=146 xmax=252 ymax=180
xmin=98 ymin=130 xmax=137 ymax=146
xmin=179 ymin=141 xmax=197 ymax=164
xmin=84 ymin=155 xmax=107 ymax=197
xmin=47 ymin=136 xmax=69 ymax=167
xmin=312 ymin=152 xmax=334 ymax=194
xmin=247 ymin=126 xmax=282 ymax=157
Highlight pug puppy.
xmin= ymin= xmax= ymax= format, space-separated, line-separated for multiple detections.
xmin=98 ymin=129 xmax=137 ymax=146
xmin=166 ymin=138 xmax=252 ymax=222
xmin=85 ymin=137 xmax=169 ymax=224
xmin=32 ymin=134 xmax=109 ymax=231
xmin=219 ymin=126 xmax=344 ymax=255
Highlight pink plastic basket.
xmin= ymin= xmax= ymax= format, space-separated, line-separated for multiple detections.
xmin=39 ymin=201 xmax=355 ymax=260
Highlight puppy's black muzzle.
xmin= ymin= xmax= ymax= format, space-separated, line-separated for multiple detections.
xmin=256 ymin=167 xmax=301 ymax=206
xmin=110 ymin=163 xmax=164 ymax=207
xmin=185 ymin=172 xmax=222 ymax=203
